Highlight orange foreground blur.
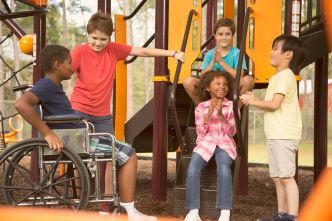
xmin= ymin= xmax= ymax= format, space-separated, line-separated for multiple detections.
xmin=0 ymin=207 xmax=182 ymax=221
xmin=298 ymin=168 xmax=332 ymax=221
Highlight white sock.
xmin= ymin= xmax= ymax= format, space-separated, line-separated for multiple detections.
xmin=188 ymin=209 xmax=199 ymax=215
xmin=120 ymin=201 xmax=135 ymax=216
xmin=219 ymin=210 xmax=230 ymax=221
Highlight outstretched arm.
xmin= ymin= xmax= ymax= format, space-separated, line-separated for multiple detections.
xmin=240 ymin=91 xmax=284 ymax=111
xmin=15 ymin=92 xmax=64 ymax=151
xmin=130 ymin=47 xmax=185 ymax=62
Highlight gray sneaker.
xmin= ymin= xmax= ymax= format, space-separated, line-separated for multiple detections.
xmin=184 ymin=212 xmax=201 ymax=221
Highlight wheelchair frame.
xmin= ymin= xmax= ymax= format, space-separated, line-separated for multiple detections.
xmin=0 ymin=113 xmax=122 ymax=211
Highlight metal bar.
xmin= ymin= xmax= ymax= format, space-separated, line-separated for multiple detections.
xmin=308 ymin=0 xmax=313 ymax=26
xmin=0 ymin=9 xmax=26 ymax=38
xmin=169 ymin=9 xmax=198 ymax=150
xmin=124 ymin=0 xmax=148 ymax=20
xmin=1 ymin=0 xmax=12 ymax=12
xmin=200 ymin=35 xmax=214 ymax=51
xmin=0 ymin=9 xmax=47 ymax=20
xmin=300 ymin=15 xmax=321 ymax=27
xmin=314 ymin=55 xmax=328 ymax=181
xmin=284 ymin=0 xmax=293 ymax=34
xmin=0 ymin=61 xmax=34 ymax=88
xmin=152 ymin=0 xmax=168 ymax=201
xmin=206 ymin=0 xmax=217 ymax=49
xmin=0 ymin=32 xmax=13 ymax=45
xmin=124 ymin=34 xmax=155 ymax=64
xmin=202 ymin=0 xmax=210 ymax=7
xmin=233 ymin=8 xmax=251 ymax=157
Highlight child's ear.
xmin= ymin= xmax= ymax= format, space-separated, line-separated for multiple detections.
xmin=53 ymin=60 xmax=61 ymax=70
xmin=285 ymin=50 xmax=294 ymax=60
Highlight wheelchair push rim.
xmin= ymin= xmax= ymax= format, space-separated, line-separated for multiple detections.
xmin=0 ymin=138 xmax=90 ymax=210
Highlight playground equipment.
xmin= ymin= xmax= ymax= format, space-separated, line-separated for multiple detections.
xmin=0 ymin=0 xmax=330 ymax=219
xmin=19 ymin=34 xmax=34 ymax=55
xmin=0 ymin=113 xmax=23 ymax=149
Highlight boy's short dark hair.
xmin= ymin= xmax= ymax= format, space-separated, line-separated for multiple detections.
xmin=272 ymin=34 xmax=306 ymax=70
xmin=214 ymin=18 xmax=235 ymax=35
xmin=87 ymin=12 xmax=114 ymax=36
xmin=198 ymin=70 xmax=234 ymax=101
xmin=40 ymin=45 xmax=70 ymax=73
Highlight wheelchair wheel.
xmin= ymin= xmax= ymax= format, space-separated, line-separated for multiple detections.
xmin=0 ymin=138 xmax=90 ymax=209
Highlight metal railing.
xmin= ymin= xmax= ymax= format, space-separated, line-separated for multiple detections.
xmin=169 ymin=9 xmax=198 ymax=149
xmin=233 ymin=7 xmax=252 ymax=157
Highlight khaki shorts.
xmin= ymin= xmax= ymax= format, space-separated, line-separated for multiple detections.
xmin=266 ymin=139 xmax=299 ymax=178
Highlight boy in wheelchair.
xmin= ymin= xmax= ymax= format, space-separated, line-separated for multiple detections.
xmin=15 ymin=45 xmax=156 ymax=221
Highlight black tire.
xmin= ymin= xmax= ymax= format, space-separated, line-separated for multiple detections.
xmin=0 ymin=138 xmax=90 ymax=209
xmin=110 ymin=205 xmax=127 ymax=215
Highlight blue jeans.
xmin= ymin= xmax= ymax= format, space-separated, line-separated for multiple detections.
xmin=74 ymin=110 xmax=114 ymax=134
xmin=186 ymin=148 xmax=233 ymax=210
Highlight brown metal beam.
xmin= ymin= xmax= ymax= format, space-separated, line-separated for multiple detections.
xmin=314 ymin=55 xmax=328 ymax=181
xmin=152 ymin=0 xmax=168 ymax=201
xmin=206 ymin=0 xmax=217 ymax=49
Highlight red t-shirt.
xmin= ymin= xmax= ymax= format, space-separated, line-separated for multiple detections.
xmin=70 ymin=43 xmax=132 ymax=116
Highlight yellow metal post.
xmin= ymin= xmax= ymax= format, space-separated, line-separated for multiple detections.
xmin=223 ymin=0 xmax=234 ymax=19
xmin=114 ymin=14 xmax=127 ymax=141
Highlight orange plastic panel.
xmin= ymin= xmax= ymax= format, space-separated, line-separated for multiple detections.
xmin=324 ymin=0 xmax=332 ymax=50
xmin=24 ymin=0 xmax=48 ymax=7
xmin=114 ymin=14 xmax=127 ymax=141
xmin=246 ymin=0 xmax=282 ymax=83
xmin=168 ymin=0 xmax=201 ymax=83
xmin=224 ymin=0 xmax=234 ymax=19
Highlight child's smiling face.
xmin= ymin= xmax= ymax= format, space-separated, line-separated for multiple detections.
xmin=206 ymin=76 xmax=229 ymax=100
xmin=87 ymin=29 xmax=110 ymax=52
xmin=214 ymin=26 xmax=233 ymax=49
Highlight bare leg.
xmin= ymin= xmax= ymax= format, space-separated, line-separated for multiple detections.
xmin=273 ymin=177 xmax=289 ymax=213
xmin=118 ymin=153 xmax=137 ymax=202
xmin=183 ymin=76 xmax=201 ymax=105
xmin=282 ymin=177 xmax=299 ymax=216
xmin=104 ymin=162 xmax=113 ymax=195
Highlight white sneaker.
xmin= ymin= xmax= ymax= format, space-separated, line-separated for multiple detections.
xmin=218 ymin=213 xmax=230 ymax=221
xmin=184 ymin=212 xmax=201 ymax=221
xmin=98 ymin=211 xmax=110 ymax=216
xmin=128 ymin=209 xmax=157 ymax=221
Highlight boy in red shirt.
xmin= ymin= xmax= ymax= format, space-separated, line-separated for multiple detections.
xmin=70 ymin=12 xmax=185 ymax=220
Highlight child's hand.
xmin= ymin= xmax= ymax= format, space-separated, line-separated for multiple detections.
xmin=240 ymin=91 xmax=255 ymax=106
xmin=214 ymin=48 xmax=223 ymax=64
xmin=214 ymin=99 xmax=225 ymax=122
xmin=44 ymin=131 xmax=64 ymax=152
xmin=204 ymin=101 xmax=215 ymax=124
xmin=174 ymin=51 xmax=185 ymax=63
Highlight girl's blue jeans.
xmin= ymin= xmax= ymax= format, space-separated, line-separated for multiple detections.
xmin=185 ymin=147 xmax=233 ymax=210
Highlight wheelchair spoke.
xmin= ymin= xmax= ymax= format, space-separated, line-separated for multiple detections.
xmin=4 ymin=158 xmax=35 ymax=187
xmin=0 ymin=185 xmax=34 ymax=191
xmin=43 ymin=175 xmax=81 ymax=188
xmin=13 ymin=191 xmax=35 ymax=206
xmin=40 ymin=154 xmax=62 ymax=185
xmin=40 ymin=189 xmax=76 ymax=206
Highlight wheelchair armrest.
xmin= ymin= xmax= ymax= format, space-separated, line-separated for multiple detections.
xmin=12 ymin=84 xmax=33 ymax=92
xmin=44 ymin=114 xmax=83 ymax=124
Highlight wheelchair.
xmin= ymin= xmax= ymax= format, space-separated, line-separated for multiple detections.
xmin=0 ymin=86 xmax=123 ymax=211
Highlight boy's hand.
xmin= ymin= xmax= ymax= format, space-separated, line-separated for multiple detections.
xmin=174 ymin=51 xmax=185 ymax=63
xmin=214 ymin=48 xmax=223 ymax=64
xmin=44 ymin=131 xmax=64 ymax=152
xmin=240 ymin=91 xmax=255 ymax=106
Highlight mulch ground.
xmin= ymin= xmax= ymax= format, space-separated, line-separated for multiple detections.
xmin=0 ymin=158 xmax=314 ymax=221
xmin=133 ymin=159 xmax=313 ymax=221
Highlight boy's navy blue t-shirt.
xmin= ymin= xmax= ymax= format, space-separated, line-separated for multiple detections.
xmin=30 ymin=78 xmax=81 ymax=129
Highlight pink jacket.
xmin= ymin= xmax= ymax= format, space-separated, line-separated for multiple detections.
xmin=194 ymin=98 xmax=237 ymax=161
